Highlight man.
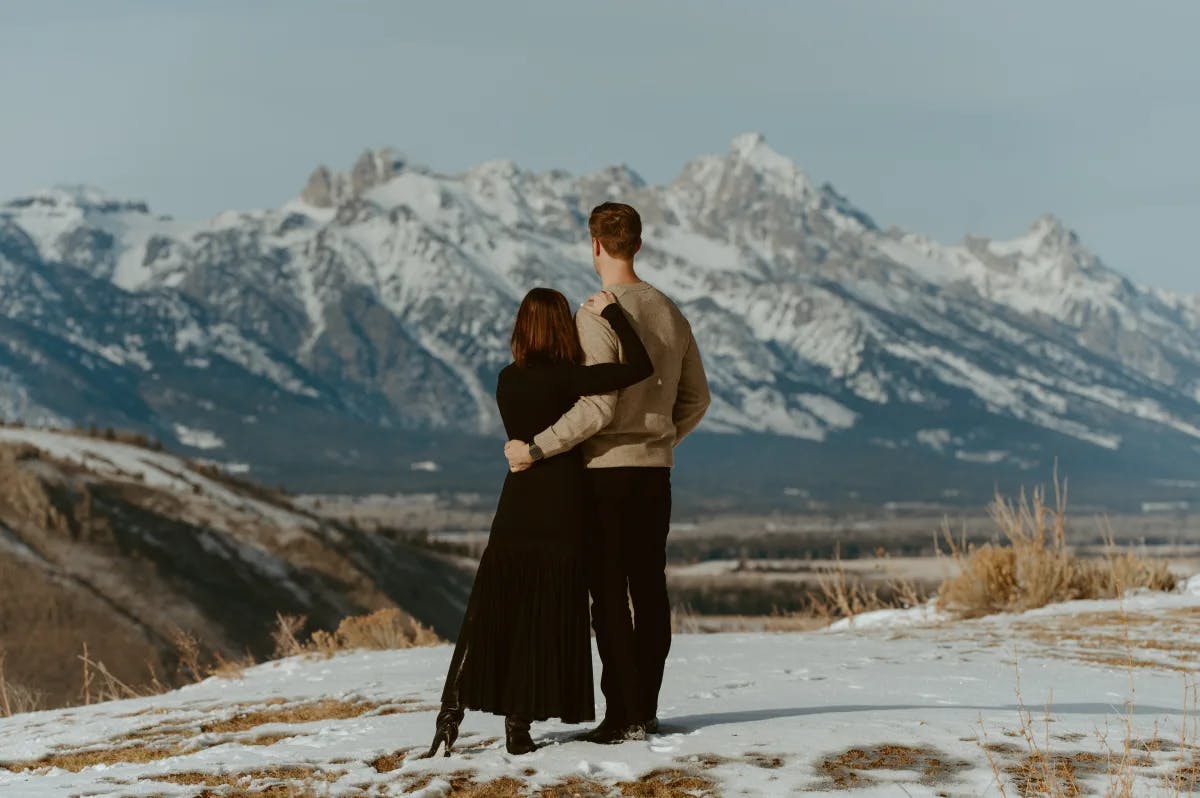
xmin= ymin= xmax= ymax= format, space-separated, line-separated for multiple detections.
xmin=504 ymin=202 xmax=710 ymax=743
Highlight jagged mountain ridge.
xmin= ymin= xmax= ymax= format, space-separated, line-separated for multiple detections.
xmin=2 ymin=134 xmax=1199 ymax=505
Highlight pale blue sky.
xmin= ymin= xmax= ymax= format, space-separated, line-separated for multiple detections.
xmin=2 ymin=1 xmax=1198 ymax=290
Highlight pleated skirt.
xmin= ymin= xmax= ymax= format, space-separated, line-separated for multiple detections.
xmin=442 ymin=542 xmax=595 ymax=723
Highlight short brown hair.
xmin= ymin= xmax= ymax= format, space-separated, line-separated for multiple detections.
xmin=589 ymin=202 xmax=642 ymax=260
xmin=510 ymin=288 xmax=585 ymax=368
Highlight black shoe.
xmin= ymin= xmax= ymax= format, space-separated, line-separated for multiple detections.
xmin=580 ymin=717 xmax=646 ymax=744
xmin=576 ymin=716 xmax=622 ymax=743
xmin=505 ymin=716 xmax=537 ymax=755
xmin=424 ymin=705 xmax=465 ymax=758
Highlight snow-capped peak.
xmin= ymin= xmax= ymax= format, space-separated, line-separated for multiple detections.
xmin=468 ymin=158 xmax=521 ymax=181
xmin=727 ymin=132 xmax=813 ymax=191
xmin=5 ymin=185 xmax=150 ymax=215
xmin=1029 ymin=212 xmax=1069 ymax=240
xmin=987 ymin=213 xmax=1079 ymax=261
xmin=729 ymin=131 xmax=773 ymax=159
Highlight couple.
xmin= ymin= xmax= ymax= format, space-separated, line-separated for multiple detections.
xmin=426 ymin=202 xmax=710 ymax=756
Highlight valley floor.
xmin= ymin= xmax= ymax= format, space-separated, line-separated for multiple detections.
xmin=3 ymin=581 xmax=1200 ymax=797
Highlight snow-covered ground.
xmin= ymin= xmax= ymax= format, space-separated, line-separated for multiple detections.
xmin=2 ymin=584 xmax=1199 ymax=796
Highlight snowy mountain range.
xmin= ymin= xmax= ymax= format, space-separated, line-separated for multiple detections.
xmin=2 ymin=134 xmax=1199 ymax=507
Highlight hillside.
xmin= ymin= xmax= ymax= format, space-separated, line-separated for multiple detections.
xmin=0 ymin=426 xmax=472 ymax=707
xmin=2 ymin=583 xmax=1198 ymax=796
xmin=3 ymin=137 xmax=1200 ymax=508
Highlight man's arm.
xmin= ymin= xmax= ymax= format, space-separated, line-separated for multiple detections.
xmin=672 ymin=325 xmax=710 ymax=444
xmin=530 ymin=310 xmax=620 ymax=459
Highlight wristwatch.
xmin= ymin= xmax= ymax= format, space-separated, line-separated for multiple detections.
xmin=528 ymin=443 xmax=545 ymax=463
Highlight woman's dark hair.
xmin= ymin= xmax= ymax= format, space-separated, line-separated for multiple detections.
xmin=510 ymin=287 xmax=584 ymax=367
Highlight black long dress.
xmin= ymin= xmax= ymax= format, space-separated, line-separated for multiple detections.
xmin=439 ymin=303 xmax=653 ymax=723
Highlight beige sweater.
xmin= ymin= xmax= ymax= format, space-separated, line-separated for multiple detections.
xmin=532 ymin=281 xmax=710 ymax=468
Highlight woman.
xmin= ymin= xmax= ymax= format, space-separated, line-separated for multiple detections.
xmin=425 ymin=287 xmax=653 ymax=757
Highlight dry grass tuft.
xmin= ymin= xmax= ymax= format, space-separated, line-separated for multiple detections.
xmin=534 ymin=776 xmax=613 ymax=797
xmin=271 ymin=608 xmax=440 ymax=660
xmin=978 ymin=639 xmax=1198 ymax=796
xmin=0 ymin=717 xmax=310 ymax=774
xmin=809 ymin=547 xmax=930 ymax=621
xmin=744 ymin=752 xmax=785 ymax=769
xmin=1166 ymin=755 xmax=1200 ymax=794
xmin=399 ymin=773 xmax=435 ymax=793
xmin=211 ymin=786 xmax=328 ymax=798
xmin=271 ymin=613 xmax=308 ymax=659
xmin=816 ymin=743 xmax=969 ymax=790
xmin=200 ymin=698 xmax=380 ymax=734
xmin=312 ymin=608 xmax=440 ymax=654
xmin=425 ymin=773 xmax=528 ymax=797
xmin=937 ymin=477 xmax=1176 ymax=619
xmin=241 ymin=733 xmax=295 ymax=747
xmin=2 ymin=741 xmax=185 ymax=773
xmin=0 ymin=650 xmax=43 ymax=716
xmin=411 ymin=770 xmax=719 ymax=798
xmin=165 ymin=628 xmax=256 ymax=686
xmin=369 ymin=749 xmax=408 ymax=773
xmin=148 ymin=765 xmax=342 ymax=787
xmin=155 ymin=766 xmax=353 ymax=798
xmin=616 ymin=768 xmax=720 ymax=797
xmin=1002 ymin=750 xmax=1114 ymax=797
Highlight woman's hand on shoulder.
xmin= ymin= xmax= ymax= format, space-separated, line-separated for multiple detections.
xmin=581 ymin=290 xmax=616 ymax=315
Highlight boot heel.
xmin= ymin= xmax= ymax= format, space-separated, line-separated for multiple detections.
xmin=424 ymin=706 xmax=465 ymax=758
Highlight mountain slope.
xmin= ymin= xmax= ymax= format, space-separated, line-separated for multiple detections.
xmin=0 ymin=426 xmax=471 ymax=706
xmin=2 ymin=138 xmax=1199 ymax=507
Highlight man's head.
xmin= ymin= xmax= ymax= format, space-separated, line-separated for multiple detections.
xmin=589 ymin=202 xmax=642 ymax=277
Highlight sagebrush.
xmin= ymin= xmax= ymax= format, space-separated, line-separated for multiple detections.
xmin=938 ymin=478 xmax=1176 ymax=619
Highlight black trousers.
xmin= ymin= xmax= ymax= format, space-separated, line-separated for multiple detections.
xmin=585 ymin=467 xmax=672 ymax=724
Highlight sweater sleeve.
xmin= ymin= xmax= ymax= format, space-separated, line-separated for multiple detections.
xmin=672 ymin=322 xmax=710 ymax=445
xmin=562 ymin=304 xmax=653 ymax=396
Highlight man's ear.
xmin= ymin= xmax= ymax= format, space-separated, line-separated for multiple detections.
xmin=592 ymin=238 xmax=603 ymax=258
xmin=634 ymin=239 xmax=642 ymax=256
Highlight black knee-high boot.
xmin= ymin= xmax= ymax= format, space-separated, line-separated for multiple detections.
xmin=426 ymin=646 xmax=467 ymax=758
xmin=425 ymin=704 xmax=465 ymax=757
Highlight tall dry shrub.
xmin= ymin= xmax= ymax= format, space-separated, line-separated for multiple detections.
xmin=938 ymin=477 xmax=1176 ymax=618
xmin=277 ymin=608 xmax=441 ymax=658
xmin=322 ymin=608 xmax=440 ymax=652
